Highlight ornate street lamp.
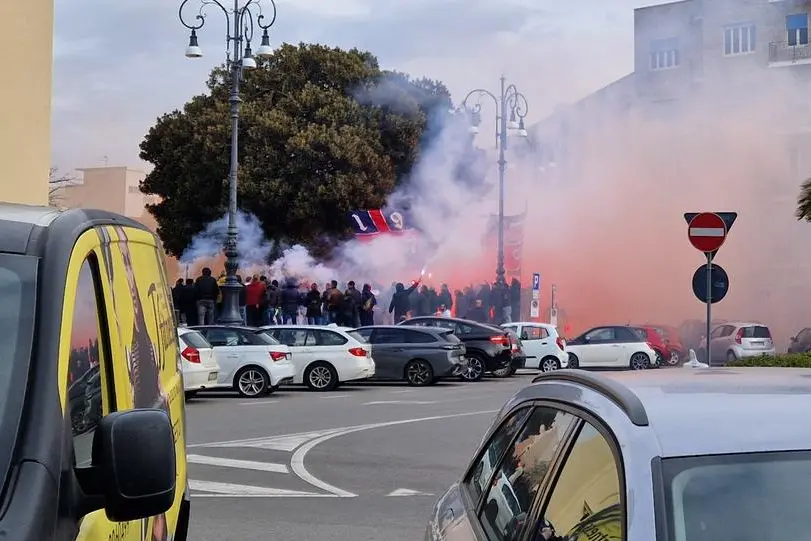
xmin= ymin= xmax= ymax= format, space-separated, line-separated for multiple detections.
xmin=461 ymin=76 xmax=529 ymax=289
xmin=179 ymin=0 xmax=277 ymax=324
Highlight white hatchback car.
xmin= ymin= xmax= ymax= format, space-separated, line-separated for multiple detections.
xmin=261 ymin=325 xmax=376 ymax=391
xmin=564 ymin=325 xmax=658 ymax=370
xmin=177 ymin=327 xmax=220 ymax=399
xmin=189 ymin=325 xmax=296 ymax=398
xmin=502 ymin=322 xmax=568 ymax=372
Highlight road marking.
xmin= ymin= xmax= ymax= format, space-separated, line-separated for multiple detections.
xmin=189 ymin=480 xmax=331 ymax=498
xmin=192 ymin=428 xmax=347 ymax=450
xmin=320 ymin=394 xmax=350 ymax=399
xmin=238 ymin=399 xmax=279 ymax=406
xmin=387 ymin=488 xmax=434 ymax=497
xmin=362 ymin=400 xmax=439 ymax=405
xmin=289 ymin=409 xmax=498 ymax=498
xmin=390 ymin=390 xmax=413 ymax=394
xmin=187 ymin=454 xmax=288 ymax=474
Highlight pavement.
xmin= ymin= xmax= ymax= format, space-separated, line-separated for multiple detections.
xmin=185 ymin=371 xmax=537 ymax=541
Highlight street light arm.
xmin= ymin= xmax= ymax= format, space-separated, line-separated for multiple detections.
xmin=238 ymin=6 xmax=255 ymax=43
xmin=255 ymin=0 xmax=277 ymax=30
xmin=504 ymin=84 xmax=529 ymax=119
xmin=179 ymin=0 xmax=229 ymax=30
xmin=461 ymin=88 xmax=499 ymax=111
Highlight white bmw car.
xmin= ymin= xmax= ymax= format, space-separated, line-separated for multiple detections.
xmin=261 ymin=325 xmax=376 ymax=391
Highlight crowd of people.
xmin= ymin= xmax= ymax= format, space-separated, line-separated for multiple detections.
xmin=171 ymin=267 xmax=523 ymax=328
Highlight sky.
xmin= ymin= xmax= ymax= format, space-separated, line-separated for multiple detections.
xmin=51 ymin=0 xmax=670 ymax=174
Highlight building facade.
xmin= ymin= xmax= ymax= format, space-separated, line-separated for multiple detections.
xmin=0 ymin=0 xmax=54 ymax=206
xmin=55 ymin=166 xmax=182 ymax=278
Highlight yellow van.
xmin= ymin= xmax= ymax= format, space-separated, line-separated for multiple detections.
xmin=0 ymin=203 xmax=190 ymax=541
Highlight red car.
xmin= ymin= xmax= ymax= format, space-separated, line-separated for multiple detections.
xmin=643 ymin=323 xmax=687 ymax=365
xmin=630 ymin=325 xmax=670 ymax=367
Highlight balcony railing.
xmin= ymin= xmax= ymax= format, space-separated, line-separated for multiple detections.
xmin=769 ymin=41 xmax=811 ymax=64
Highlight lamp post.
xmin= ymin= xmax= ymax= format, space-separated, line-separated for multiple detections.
xmin=462 ymin=76 xmax=529 ymax=288
xmin=179 ymin=0 xmax=277 ymax=324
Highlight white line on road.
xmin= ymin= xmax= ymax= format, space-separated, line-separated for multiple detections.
xmin=390 ymin=390 xmax=413 ymax=394
xmin=189 ymin=480 xmax=332 ymax=498
xmin=289 ymin=409 xmax=498 ymax=498
xmin=187 ymin=454 xmax=289 ymax=474
xmin=238 ymin=399 xmax=279 ymax=406
xmin=386 ymin=488 xmax=434 ymax=497
xmin=362 ymin=400 xmax=439 ymax=405
xmin=320 ymin=394 xmax=351 ymax=399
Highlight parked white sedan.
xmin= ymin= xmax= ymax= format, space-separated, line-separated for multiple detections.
xmin=501 ymin=322 xmax=568 ymax=372
xmin=261 ymin=325 xmax=375 ymax=391
xmin=564 ymin=325 xmax=657 ymax=370
xmin=189 ymin=325 xmax=295 ymax=398
xmin=177 ymin=327 xmax=220 ymax=400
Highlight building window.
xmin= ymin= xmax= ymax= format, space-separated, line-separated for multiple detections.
xmin=650 ymin=38 xmax=680 ymax=70
xmin=787 ymin=13 xmax=809 ymax=46
xmin=724 ymin=24 xmax=756 ymax=55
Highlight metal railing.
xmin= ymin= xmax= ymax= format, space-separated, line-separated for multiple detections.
xmin=769 ymin=41 xmax=811 ymax=63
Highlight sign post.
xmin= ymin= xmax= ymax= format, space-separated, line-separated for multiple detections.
xmin=530 ymin=273 xmax=541 ymax=319
xmin=684 ymin=212 xmax=737 ymax=366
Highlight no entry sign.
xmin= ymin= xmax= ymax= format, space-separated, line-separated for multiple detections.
xmin=687 ymin=212 xmax=727 ymax=253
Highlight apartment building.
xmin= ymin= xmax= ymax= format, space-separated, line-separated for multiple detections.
xmin=54 ymin=166 xmax=182 ymax=277
xmin=0 ymin=0 xmax=54 ymax=206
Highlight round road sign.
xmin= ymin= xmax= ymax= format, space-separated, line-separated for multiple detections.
xmin=687 ymin=212 xmax=727 ymax=252
xmin=691 ymin=263 xmax=729 ymax=304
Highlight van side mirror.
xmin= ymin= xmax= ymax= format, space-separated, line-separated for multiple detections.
xmin=76 ymin=409 xmax=176 ymax=522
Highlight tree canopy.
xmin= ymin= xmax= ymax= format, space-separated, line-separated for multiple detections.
xmin=798 ymin=178 xmax=811 ymax=222
xmin=139 ymin=43 xmax=453 ymax=258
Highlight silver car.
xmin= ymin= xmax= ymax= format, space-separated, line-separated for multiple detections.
xmin=426 ymin=367 xmax=811 ymax=541
xmin=698 ymin=321 xmax=775 ymax=365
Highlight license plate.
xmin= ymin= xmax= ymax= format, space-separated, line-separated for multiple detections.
xmin=208 ymin=372 xmax=218 ymax=381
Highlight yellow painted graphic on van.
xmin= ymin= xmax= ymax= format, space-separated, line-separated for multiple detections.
xmin=73 ymin=224 xmax=186 ymax=541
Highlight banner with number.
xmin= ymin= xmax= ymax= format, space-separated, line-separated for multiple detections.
xmin=347 ymin=209 xmax=414 ymax=242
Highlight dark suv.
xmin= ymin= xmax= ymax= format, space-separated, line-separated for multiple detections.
xmin=397 ymin=317 xmax=523 ymax=381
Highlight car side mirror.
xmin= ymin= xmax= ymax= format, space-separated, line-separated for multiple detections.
xmin=520 ymin=332 xmax=529 ymax=340
xmin=76 ymin=409 xmax=176 ymax=522
xmin=583 ymin=336 xmax=590 ymax=343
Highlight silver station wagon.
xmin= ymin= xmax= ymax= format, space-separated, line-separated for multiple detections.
xmin=426 ymin=367 xmax=811 ymax=541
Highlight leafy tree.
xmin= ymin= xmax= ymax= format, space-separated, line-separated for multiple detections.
xmin=798 ymin=177 xmax=811 ymax=222
xmin=139 ymin=42 xmax=452 ymax=258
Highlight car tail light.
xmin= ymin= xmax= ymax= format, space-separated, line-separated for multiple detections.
xmin=490 ymin=335 xmax=509 ymax=346
xmin=181 ymin=347 xmax=200 ymax=364
xmin=348 ymin=347 xmax=367 ymax=357
xmin=556 ymin=337 xmax=565 ymax=350
xmin=270 ymin=351 xmax=287 ymax=362
xmin=735 ymin=328 xmax=744 ymax=344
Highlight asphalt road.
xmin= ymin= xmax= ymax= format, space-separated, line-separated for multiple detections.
xmin=185 ymin=371 xmax=537 ymax=541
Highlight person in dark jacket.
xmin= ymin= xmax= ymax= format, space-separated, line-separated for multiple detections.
xmin=324 ymin=280 xmax=343 ymax=324
xmin=342 ymin=281 xmax=362 ymax=327
xmin=280 ymin=279 xmax=301 ymax=324
xmin=389 ymin=280 xmax=419 ymax=321
xmin=305 ymin=283 xmax=322 ymax=325
xmin=438 ymin=284 xmax=453 ymax=313
xmin=466 ymin=298 xmax=488 ymax=323
xmin=510 ymin=278 xmax=522 ymax=322
xmin=454 ymin=289 xmax=467 ymax=319
xmin=194 ymin=267 xmax=219 ymax=324
xmin=181 ymin=278 xmax=198 ymax=325
xmin=237 ymin=275 xmax=248 ymax=325
xmin=266 ymin=279 xmax=281 ymax=325
xmin=360 ymin=284 xmax=376 ymax=326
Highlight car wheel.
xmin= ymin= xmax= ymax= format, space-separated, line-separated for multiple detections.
xmin=184 ymin=390 xmax=199 ymax=401
xmin=667 ymin=351 xmax=680 ymax=366
xmin=630 ymin=352 xmax=649 ymax=370
xmin=540 ymin=357 xmax=561 ymax=372
xmin=305 ymin=362 xmax=339 ymax=391
xmin=567 ymin=353 xmax=579 ymax=369
xmin=491 ymin=364 xmax=514 ymax=378
xmin=405 ymin=359 xmax=434 ymax=386
xmin=460 ymin=354 xmax=485 ymax=382
xmin=726 ymin=350 xmax=737 ymax=364
xmin=234 ymin=366 xmax=270 ymax=398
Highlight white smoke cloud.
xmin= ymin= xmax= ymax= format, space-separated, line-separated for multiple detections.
xmin=180 ymin=211 xmax=274 ymax=268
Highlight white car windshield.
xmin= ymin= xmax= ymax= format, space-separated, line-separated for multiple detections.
xmin=661 ymin=451 xmax=811 ymax=541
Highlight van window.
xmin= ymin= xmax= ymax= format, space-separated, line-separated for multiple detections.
xmin=478 ymin=407 xmax=576 ymax=541
xmin=67 ymin=259 xmax=110 ymax=467
xmin=540 ymin=422 xmax=623 ymax=541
